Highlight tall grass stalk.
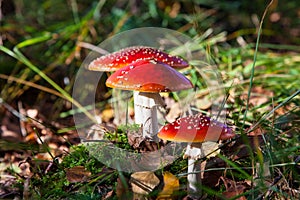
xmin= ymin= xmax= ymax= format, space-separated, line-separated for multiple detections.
xmin=242 ymin=0 xmax=275 ymax=129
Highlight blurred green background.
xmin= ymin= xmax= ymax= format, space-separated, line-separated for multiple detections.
xmin=1 ymin=0 xmax=299 ymax=122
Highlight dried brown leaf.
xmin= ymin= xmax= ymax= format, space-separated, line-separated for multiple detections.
xmin=66 ymin=166 xmax=91 ymax=183
xmin=130 ymin=171 xmax=160 ymax=195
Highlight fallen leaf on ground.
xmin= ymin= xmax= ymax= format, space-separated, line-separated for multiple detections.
xmin=130 ymin=171 xmax=160 ymax=195
xmin=66 ymin=166 xmax=91 ymax=183
xmin=157 ymin=171 xmax=179 ymax=199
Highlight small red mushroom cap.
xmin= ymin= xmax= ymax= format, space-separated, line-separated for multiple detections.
xmin=106 ymin=60 xmax=193 ymax=93
xmin=88 ymin=46 xmax=189 ymax=71
xmin=157 ymin=114 xmax=235 ymax=143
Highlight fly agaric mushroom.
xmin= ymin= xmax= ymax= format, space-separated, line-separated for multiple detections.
xmin=87 ymin=46 xmax=189 ymax=71
xmin=87 ymin=46 xmax=189 ymax=125
xmin=106 ymin=59 xmax=193 ymax=140
xmin=157 ymin=114 xmax=235 ymax=198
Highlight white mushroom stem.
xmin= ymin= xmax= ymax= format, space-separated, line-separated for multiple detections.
xmin=184 ymin=141 xmax=220 ymax=198
xmin=184 ymin=143 xmax=203 ymax=198
xmin=133 ymin=91 xmax=165 ymax=141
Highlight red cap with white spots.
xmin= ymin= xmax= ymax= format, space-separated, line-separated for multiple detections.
xmin=157 ymin=114 xmax=235 ymax=143
xmin=106 ymin=59 xmax=193 ymax=93
xmin=87 ymin=46 xmax=189 ymax=71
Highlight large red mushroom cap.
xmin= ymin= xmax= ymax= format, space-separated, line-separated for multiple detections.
xmin=157 ymin=114 xmax=235 ymax=143
xmin=88 ymin=46 xmax=189 ymax=71
xmin=106 ymin=60 xmax=193 ymax=93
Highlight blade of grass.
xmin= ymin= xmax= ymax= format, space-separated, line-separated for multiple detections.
xmin=242 ymin=0 xmax=275 ymax=130
xmin=218 ymin=154 xmax=251 ymax=179
xmin=34 ymin=127 xmax=55 ymax=161
xmin=14 ymin=33 xmax=52 ymax=48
